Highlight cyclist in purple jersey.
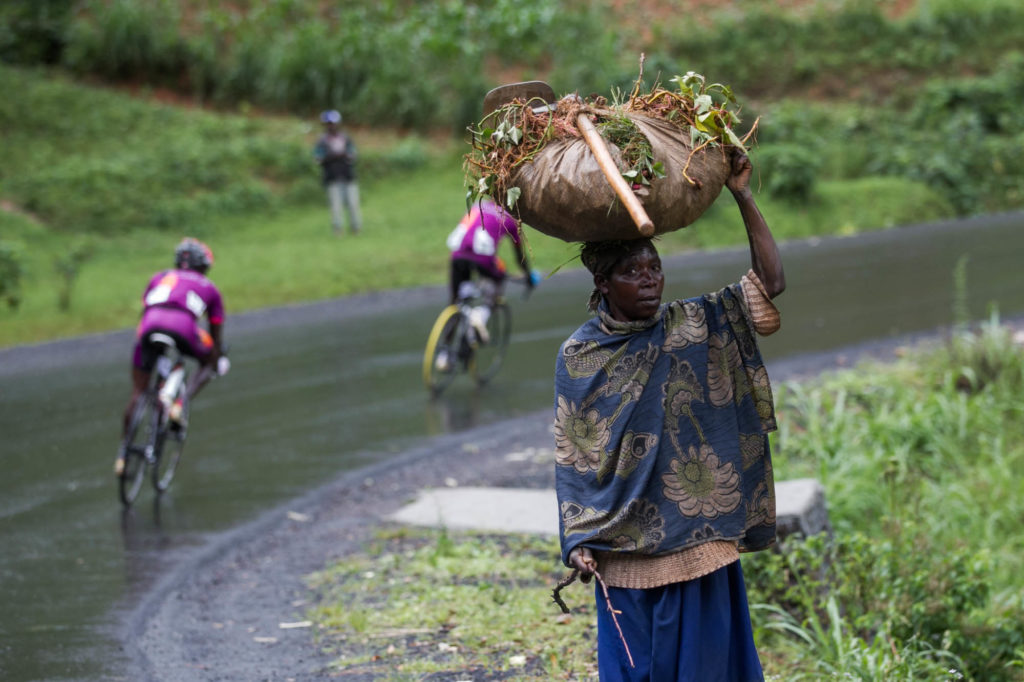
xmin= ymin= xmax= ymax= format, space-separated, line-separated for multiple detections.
xmin=122 ymin=238 xmax=225 ymax=434
xmin=446 ymin=197 xmax=538 ymax=305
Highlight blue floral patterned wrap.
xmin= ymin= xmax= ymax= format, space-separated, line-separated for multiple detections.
xmin=554 ymin=282 xmax=778 ymax=567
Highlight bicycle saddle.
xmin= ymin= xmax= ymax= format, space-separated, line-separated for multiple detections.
xmin=146 ymin=332 xmax=177 ymax=348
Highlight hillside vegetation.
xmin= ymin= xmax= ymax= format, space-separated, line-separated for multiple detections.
xmin=0 ymin=0 xmax=1023 ymax=346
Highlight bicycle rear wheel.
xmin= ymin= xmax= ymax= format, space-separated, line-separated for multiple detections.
xmin=471 ymin=303 xmax=511 ymax=385
xmin=152 ymin=400 xmax=187 ymax=493
xmin=118 ymin=393 xmax=158 ymax=506
xmin=423 ymin=305 xmax=463 ymax=395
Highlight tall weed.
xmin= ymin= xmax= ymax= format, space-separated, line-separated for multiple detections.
xmin=63 ymin=0 xmax=189 ymax=83
xmin=758 ymin=315 xmax=1024 ymax=679
xmin=0 ymin=0 xmax=71 ymax=65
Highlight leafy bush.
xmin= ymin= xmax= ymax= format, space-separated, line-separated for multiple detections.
xmin=0 ymin=241 xmax=24 ymax=309
xmin=761 ymin=315 xmax=1024 ymax=680
xmin=62 ymin=0 xmax=190 ymax=84
xmin=4 ymin=136 xmax=304 ymax=234
xmin=54 ymin=238 xmax=94 ymax=311
xmin=752 ymin=144 xmax=821 ymax=203
xmin=735 ymin=52 xmax=1024 ymax=215
xmin=869 ymin=52 xmax=1024 ymax=214
xmin=746 ymin=531 xmax=982 ymax=680
xmin=45 ymin=0 xmax=614 ymax=131
xmin=656 ymin=0 xmax=1024 ymax=98
xmin=0 ymin=0 xmax=72 ymax=65
xmin=365 ymin=137 xmax=431 ymax=177
xmin=0 ymin=64 xmax=326 ymax=234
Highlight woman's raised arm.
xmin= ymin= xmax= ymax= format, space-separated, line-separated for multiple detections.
xmin=727 ymin=153 xmax=786 ymax=299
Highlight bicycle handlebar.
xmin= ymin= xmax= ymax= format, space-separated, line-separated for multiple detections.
xmin=507 ymin=271 xmax=542 ymax=301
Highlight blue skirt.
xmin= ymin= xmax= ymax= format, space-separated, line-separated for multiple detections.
xmin=595 ymin=560 xmax=764 ymax=682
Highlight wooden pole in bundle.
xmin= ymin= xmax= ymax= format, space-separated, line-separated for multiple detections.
xmin=575 ymin=112 xmax=655 ymax=238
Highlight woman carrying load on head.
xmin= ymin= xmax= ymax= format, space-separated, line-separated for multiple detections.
xmin=554 ymin=150 xmax=785 ymax=681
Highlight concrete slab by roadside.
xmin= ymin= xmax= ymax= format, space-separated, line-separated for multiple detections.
xmin=388 ymin=478 xmax=830 ymax=540
xmin=389 ymin=486 xmax=560 ymax=535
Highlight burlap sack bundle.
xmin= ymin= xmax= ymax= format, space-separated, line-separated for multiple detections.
xmin=510 ymin=113 xmax=733 ymax=243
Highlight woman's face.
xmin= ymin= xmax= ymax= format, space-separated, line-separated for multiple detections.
xmin=595 ymin=245 xmax=665 ymax=322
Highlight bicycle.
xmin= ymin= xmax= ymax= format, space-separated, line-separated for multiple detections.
xmin=115 ymin=333 xmax=225 ymax=506
xmin=422 ymin=278 xmax=522 ymax=396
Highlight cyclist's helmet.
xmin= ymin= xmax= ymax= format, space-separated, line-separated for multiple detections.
xmin=174 ymin=238 xmax=214 ymax=273
xmin=320 ymin=109 xmax=342 ymax=124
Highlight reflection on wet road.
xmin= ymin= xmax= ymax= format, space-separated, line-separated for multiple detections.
xmin=0 ymin=212 xmax=1021 ymax=679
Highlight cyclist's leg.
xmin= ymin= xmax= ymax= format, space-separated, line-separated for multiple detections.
xmin=124 ymin=368 xmax=151 ymax=436
xmin=461 ymin=265 xmax=499 ymax=346
xmin=450 ymin=258 xmax=473 ymax=304
xmin=477 ymin=258 xmax=508 ymax=305
xmin=484 ymin=273 xmax=507 ymax=306
xmin=182 ymin=326 xmax=217 ymax=404
xmin=124 ymin=334 xmax=158 ymax=436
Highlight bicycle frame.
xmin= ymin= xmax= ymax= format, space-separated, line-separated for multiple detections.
xmin=423 ymin=278 xmax=514 ymax=395
xmin=150 ymin=334 xmax=186 ymax=407
xmin=117 ymin=333 xmax=191 ymax=506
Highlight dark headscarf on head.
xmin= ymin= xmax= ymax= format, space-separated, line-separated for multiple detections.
xmin=579 ymin=238 xmax=658 ymax=312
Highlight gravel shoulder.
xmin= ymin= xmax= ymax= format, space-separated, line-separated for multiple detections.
xmin=124 ymin=315 xmax=1024 ymax=681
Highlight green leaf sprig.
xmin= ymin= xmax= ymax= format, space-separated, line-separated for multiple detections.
xmin=670 ymin=71 xmax=748 ymax=151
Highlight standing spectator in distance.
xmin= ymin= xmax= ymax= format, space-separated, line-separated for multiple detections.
xmin=314 ymin=109 xmax=362 ymax=235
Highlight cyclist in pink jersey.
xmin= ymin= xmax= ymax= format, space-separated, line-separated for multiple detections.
xmin=122 ymin=238 xmax=225 ymax=434
xmin=446 ymin=197 xmax=538 ymax=305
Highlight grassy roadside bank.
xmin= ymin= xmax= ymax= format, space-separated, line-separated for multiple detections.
xmin=303 ymin=319 xmax=1024 ymax=680
xmin=0 ymin=168 xmax=951 ymax=349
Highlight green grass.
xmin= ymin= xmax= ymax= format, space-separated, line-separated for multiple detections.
xmin=306 ymin=528 xmax=598 ymax=680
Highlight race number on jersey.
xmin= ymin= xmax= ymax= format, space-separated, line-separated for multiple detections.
xmin=144 ymin=273 xmax=178 ymax=306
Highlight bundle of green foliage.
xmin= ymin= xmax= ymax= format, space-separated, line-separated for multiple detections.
xmin=466 ymin=70 xmax=747 ymax=209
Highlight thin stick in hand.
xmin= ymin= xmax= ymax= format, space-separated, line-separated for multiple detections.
xmin=551 ymin=568 xmax=635 ymax=668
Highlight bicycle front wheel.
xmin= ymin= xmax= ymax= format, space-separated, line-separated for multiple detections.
xmin=423 ymin=305 xmax=462 ymax=395
xmin=152 ymin=402 xmax=188 ymax=493
xmin=118 ymin=393 xmax=158 ymax=506
xmin=471 ymin=303 xmax=511 ymax=385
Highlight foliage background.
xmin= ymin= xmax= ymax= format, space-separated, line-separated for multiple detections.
xmin=0 ymin=0 xmax=1022 ymax=346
